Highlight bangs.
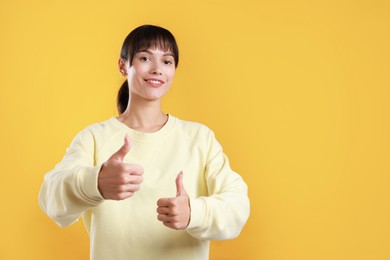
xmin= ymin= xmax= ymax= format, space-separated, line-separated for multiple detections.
xmin=120 ymin=25 xmax=179 ymax=67
xmin=138 ymin=35 xmax=175 ymax=54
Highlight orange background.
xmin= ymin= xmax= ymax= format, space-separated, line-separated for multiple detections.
xmin=0 ymin=0 xmax=389 ymax=259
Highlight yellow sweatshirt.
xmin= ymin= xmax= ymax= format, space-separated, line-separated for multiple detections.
xmin=39 ymin=115 xmax=250 ymax=260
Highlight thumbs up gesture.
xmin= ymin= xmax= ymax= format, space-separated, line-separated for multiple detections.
xmin=156 ymin=172 xmax=191 ymax=230
xmin=98 ymin=135 xmax=144 ymax=200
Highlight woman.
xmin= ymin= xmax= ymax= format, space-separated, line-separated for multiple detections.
xmin=39 ymin=25 xmax=250 ymax=260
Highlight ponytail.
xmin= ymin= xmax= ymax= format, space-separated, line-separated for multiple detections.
xmin=117 ymin=81 xmax=129 ymax=114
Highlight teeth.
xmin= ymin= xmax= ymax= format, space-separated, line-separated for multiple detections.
xmin=147 ymin=80 xmax=162 ymax=84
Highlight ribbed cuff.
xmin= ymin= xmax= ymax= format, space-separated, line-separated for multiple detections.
xmin=77 ymin=165 xmax=104 ymax=204
xmin=187 ymin=198 xmax=207 ymax=229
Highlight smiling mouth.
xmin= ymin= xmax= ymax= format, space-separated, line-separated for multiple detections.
xmin=144 ymin=79 xmax=164 ymax=87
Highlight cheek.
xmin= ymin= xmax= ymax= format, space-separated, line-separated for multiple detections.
xmin=128 ymin=67 xmax=145 ymax=82
xmin=167 ymin=69 xmax=176 ymax=81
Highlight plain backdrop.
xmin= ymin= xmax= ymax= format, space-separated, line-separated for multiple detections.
xmin=0 ymin=0 xmax=389 ymax=259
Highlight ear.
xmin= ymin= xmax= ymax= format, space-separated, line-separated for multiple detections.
xmin=118 ymin=58 xmax=127 ymax=76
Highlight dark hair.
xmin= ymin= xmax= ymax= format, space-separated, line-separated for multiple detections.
xmin=117 ymin=25 xmax=179 ymax=114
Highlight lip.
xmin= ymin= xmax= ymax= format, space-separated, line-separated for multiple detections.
xmin=144 ymin=78 xmax=165 ymax=88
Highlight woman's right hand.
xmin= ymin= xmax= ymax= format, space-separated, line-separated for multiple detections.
xmin=98 ymin=135 xmax=144 ymax=200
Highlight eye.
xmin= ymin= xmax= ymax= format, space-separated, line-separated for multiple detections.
xmin=164 ymin=60 xmax=174 ymax=65
xmin=140 ymin=56 xmax=150 ymax=62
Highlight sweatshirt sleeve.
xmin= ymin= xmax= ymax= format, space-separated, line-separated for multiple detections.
xmin=186 ymin=130 xmax=250 ymax=240
xmin=38 ymin=128 xmax=104 ymax=227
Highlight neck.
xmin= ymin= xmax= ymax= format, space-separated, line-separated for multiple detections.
xmin=117 ymin=95 xmax=168 ymax=133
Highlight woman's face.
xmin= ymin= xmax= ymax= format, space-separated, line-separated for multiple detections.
xmin=120 ymin=48 xmax=176 ymax=102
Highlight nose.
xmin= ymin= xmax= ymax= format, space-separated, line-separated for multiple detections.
xmin=150 ymin=61 xmax=162 ymax=75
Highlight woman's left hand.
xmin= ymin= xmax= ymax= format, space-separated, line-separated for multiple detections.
xmin=156 ymin=172 xmax=191 ymax=230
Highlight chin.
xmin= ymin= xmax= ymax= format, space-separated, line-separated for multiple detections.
xmin=146 ymin=89 xmax=169 ymax=100
xmin=143 ymin=93 xmax=166 ymax=101
xmin=131 ymin=88 xmax=169 ymax=101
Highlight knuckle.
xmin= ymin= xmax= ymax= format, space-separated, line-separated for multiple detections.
xmin=128 ymin=175 xmax=136 ymax=183
xmin=137 ymin=165 xmax=144 ymax=174
xmin=171 ymin=208 xmax=178 ymax=215
xmin=133 ymin=176 xmax=143 ymax=184
xmin=118 ymin=185 xmax=127 ymax=192
xmin=135 ymin=176 xmax=142 ymax=182
xmin=120 ymin=192 xmax=132 ymax=200
xmin=169 ymin=199 xmax=177 ymax=207
xmin=172 ymin=223 xmax=180 ymax=230
xmin=119 ymin=176 xmax=127 ymax=184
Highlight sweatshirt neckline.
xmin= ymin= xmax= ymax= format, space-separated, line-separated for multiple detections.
xmin=109 ymin=114 xmax=176 ymax=143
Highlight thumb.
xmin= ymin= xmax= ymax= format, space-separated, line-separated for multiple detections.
xmin=176 ymin=171 xmax=187 ymax=196
xmin=110 ymin=135 xmax=131 ymax=162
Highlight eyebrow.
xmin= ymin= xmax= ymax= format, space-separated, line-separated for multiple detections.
xmin=138 ymin=49 xmax=174 ymax=57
